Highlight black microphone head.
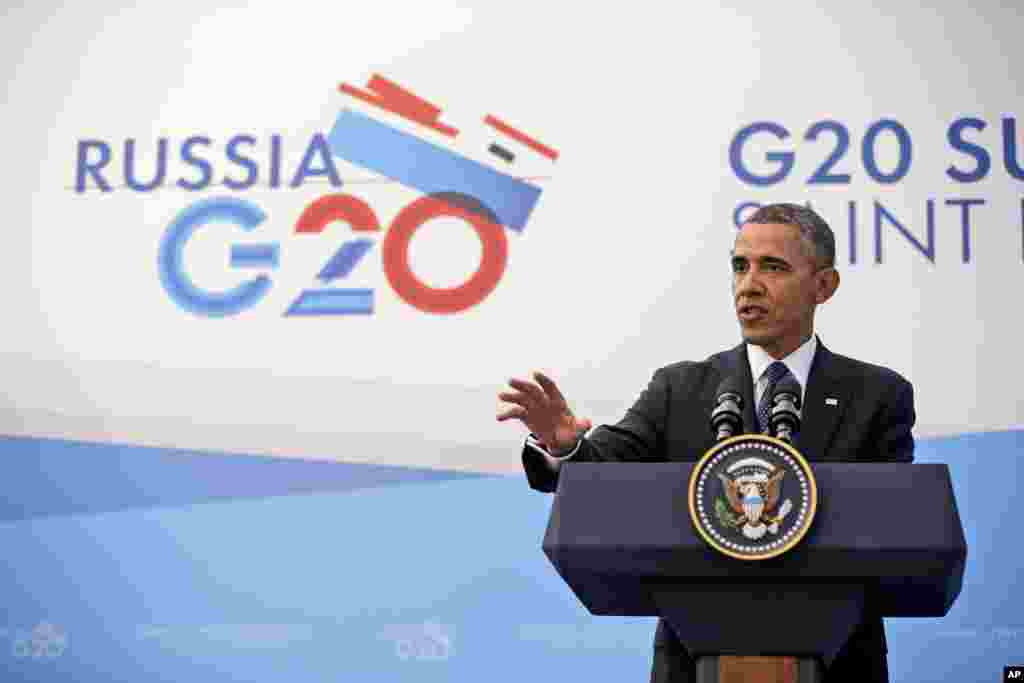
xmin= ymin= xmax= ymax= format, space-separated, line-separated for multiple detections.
xmin=714 ymin=377 xmax=745 ymax=408
xmin=711 ymin=377 xmax=744 ymax=439
xmin=772 ymin=375 xmax=802 ymax=409
xmin=770 ymin=375 xmax=802 ymax=442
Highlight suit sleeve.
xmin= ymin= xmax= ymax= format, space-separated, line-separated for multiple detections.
xmin=521 ymin=366 xmax=672 ymax=493
xmin=869 ymin=375 xmax=916 ymax=464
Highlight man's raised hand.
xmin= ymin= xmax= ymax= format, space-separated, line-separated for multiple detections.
xmin=496 ymin=371 xmax=592 ymax=454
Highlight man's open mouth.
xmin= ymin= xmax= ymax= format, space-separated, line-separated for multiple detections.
xmin=737 ymin=305 xmax=768 ymax=321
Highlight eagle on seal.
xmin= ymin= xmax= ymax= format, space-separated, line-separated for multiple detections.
xmin=717 ymin=467 xmax=786 ymax=527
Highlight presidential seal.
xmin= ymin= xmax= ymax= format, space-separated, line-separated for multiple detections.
xmin=688 ymin=434 xmax=817 ymax=561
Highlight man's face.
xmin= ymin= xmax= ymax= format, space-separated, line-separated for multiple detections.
xmin=732 ymin=222 xmax=834 ymax=358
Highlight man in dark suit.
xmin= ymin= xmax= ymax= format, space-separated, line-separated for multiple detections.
xmin=496 ymin=203 xmax=914 ymax=683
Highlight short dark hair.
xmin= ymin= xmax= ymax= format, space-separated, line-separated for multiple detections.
xmin=745 ymin=203 xmax=835 ymax=268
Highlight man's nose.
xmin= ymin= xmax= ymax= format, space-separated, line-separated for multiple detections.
xmin=734 ymin=268 xmax=766 ymax=297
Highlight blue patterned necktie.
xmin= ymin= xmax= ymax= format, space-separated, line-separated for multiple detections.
xmin=756 ymin=361 xmax=791 ymax=434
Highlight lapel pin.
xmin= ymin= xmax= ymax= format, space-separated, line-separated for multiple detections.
xmin=825 ymin=397 xmax=839 ymax=406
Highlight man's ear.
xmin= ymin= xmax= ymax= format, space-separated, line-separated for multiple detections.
xmin=815 ymin=267 xmax=840 ymax=304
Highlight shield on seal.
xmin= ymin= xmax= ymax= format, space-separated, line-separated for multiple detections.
xmin=688 ymin=434 xmax=818 ymax=561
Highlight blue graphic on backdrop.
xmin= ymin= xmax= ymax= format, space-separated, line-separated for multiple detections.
xmin=0 ymin=430 xmax=1021 ymax=683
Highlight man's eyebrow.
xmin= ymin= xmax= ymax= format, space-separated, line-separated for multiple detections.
xmin=729 ymin=254 xmax=793 ymax=270
xmin=729 ymin=253 xmax=789 ymax=263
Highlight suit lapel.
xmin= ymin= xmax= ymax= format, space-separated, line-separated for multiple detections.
xmin=799 ymin=339 xmax=848 ymax=461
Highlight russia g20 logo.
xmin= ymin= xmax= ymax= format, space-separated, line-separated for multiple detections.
xmin=76 ymin=75 xmax=558 ymax=317
xmin=159 ymin=76 xmax=557 ymax=317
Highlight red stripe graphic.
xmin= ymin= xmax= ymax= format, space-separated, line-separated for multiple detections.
xmin=339 ymin=74 xmax=459 ymax=138
xmin=484 ymin=114 xmax=559 ymax=161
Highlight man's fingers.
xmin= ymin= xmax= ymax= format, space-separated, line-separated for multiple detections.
xmin=508 ymin=378 xmax=546 ymax=403
xmin=532 ymin=371 xmax=566 ymax=403
xmin=497 ymin=391 xmax=535 ymax=409
xmin=496 ymin=405 xmax=527 ymax=422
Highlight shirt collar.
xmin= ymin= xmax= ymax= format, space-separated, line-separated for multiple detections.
xmin=746 ymin=334 xmax=818 ymax=398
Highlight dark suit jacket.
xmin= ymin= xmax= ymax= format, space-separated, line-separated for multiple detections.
xmin=520 ymin=338 xmax=915 ymax=671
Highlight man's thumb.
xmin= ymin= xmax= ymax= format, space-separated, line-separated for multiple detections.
xmin=576 ymin=418 xmax=593 ymax=434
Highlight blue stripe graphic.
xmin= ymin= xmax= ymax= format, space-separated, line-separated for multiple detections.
xmin=317 ymin=239 xmax=374 ymax=282
xmin=327 ymin=109 xmax=542 ymax=233
xmin=285 ymin=288 xmax=374 ymax=315
xmin=229 ymin=243 xmax=280 ymax=268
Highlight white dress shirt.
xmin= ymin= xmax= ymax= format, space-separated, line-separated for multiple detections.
xmin=747 ymin=333 xmax=816 ymax=407
xmin=525 ymin=334 xmax=818 ymax=468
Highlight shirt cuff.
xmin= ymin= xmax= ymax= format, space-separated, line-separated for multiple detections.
xmin=525 ymin=433 xmax=583 ymax=463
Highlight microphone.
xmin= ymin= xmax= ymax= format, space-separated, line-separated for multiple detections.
xmin=769 ymin=375 xmax=802 ymax=443
xmin=710 ymin=377 xmax=744 ymax=441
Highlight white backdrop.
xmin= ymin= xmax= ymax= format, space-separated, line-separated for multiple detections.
xmin=3 ymin=0 xmax=1021 ymax=472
